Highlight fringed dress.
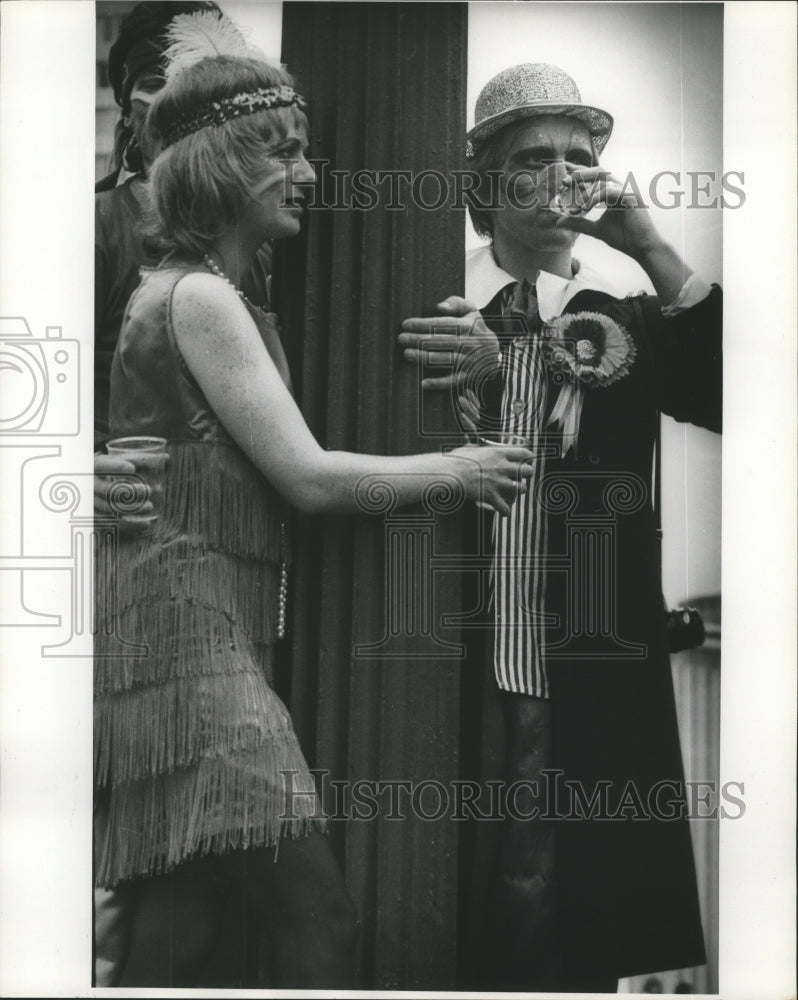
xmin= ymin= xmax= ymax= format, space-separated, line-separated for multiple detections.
xmin=94 ymin=264 xmax=323 ymax=889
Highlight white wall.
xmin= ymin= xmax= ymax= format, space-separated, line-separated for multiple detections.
xmin=218 ymin=0 xmax=282 ymax=64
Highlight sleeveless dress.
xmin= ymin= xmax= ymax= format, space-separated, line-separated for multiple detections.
xmin=94 ymin=264 xmax=323 ymax=889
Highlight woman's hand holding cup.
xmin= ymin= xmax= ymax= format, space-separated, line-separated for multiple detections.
xmin=98 ymin=437 xmax=168 ymax=534
xmin=446 ymin=441 xmax=533 ymax=516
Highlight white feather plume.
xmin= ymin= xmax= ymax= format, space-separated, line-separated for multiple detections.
xmin=163 ymin=10 xmax=266 ymax=81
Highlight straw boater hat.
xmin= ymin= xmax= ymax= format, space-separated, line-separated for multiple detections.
xmin=465 ymin=63 xmax=613 ymax=159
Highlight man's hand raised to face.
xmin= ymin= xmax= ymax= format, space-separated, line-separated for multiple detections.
xmin=553 ymin=165 xmax=668 ymax=262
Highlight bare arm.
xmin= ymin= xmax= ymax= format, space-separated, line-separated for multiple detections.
xmin=172 ymin=274 xmax=532 ymax=516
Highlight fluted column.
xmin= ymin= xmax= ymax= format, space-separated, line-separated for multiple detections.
xmin=278 ymin=3 xmax=468 ymax=987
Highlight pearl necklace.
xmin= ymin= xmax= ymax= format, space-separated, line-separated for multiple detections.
xmin=203 ymin=254 xmax=265 ymax=313
xmin=202 ymin=253 xmax=289 ymax=640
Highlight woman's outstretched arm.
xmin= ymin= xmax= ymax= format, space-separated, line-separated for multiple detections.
xmin=172 ymin=273 xmax=532 ymax=516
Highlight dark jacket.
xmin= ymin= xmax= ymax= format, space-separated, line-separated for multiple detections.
xmin=478 ymin=285 xmax=722 ymax=977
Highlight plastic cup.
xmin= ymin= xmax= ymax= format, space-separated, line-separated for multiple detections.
xmin=105 ymin=436 xmax=168 ymax=528
xmin=475 ymin=434 xmax=533 ymax=510
xmin=476 ymin=434 xmax=534 ymax=447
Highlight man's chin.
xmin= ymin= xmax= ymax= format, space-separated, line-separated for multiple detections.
xmin=524 ymin=226 xmax=577 ymax=253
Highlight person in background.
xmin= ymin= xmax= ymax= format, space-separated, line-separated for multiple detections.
xmin=97 ymin=0 xmax=222 ymax=192
xmin=400 ymin=63 xmax=721 ymax=992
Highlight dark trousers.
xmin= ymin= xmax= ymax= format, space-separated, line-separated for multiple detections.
xmin=483 ymin=691 xmax=618 ymax=994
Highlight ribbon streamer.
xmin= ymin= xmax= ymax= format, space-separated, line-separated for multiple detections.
xmin=547 ymin=381 xmax=584 ymax=457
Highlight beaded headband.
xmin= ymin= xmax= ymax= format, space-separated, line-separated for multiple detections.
xmin=161 ymin=85 xmax=307 ymax=147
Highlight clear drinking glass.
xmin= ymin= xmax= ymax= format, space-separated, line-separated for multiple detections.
xmin=474 ymin=433 xmax=534 ymax=510
xmin=105 ymin=436 xmax=168 ymax=529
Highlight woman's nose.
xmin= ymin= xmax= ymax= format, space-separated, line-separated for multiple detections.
xmin=296 ymin=155 xmax=316 ymax=185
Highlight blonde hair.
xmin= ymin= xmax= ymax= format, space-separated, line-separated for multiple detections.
xmin=147 ymin=56 xmax=305 ymax=257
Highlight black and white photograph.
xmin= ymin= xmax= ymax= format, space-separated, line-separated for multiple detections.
xmin=0 ymin=2 xmax=795 ymax=997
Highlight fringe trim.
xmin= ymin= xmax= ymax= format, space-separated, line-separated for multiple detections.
xmin=93 ymin=438 xmax=310 ymax=889
xmin=94 ymin=603 xmax=275 ymax=693
xmin=156 ymin=440 xmax=290 ymax=563
xmin=94 ymin=440 xmax=290 ymax=657
xmin=110 ymin=547 xmax=280 ymax=625
xmin=95 ymin=668 xmax=297 ymax=787
xmin=95 ymin=742 xmax=326 ymax=889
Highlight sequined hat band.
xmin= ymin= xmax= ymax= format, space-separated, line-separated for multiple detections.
xmin=162 ymin=85 xmax=307 ymax=147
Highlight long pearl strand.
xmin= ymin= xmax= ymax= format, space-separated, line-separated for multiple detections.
xmin=278 ymin=524 xmax=288 ymax=640
xmin=203 ymin=253 xmax=289 ymax=640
